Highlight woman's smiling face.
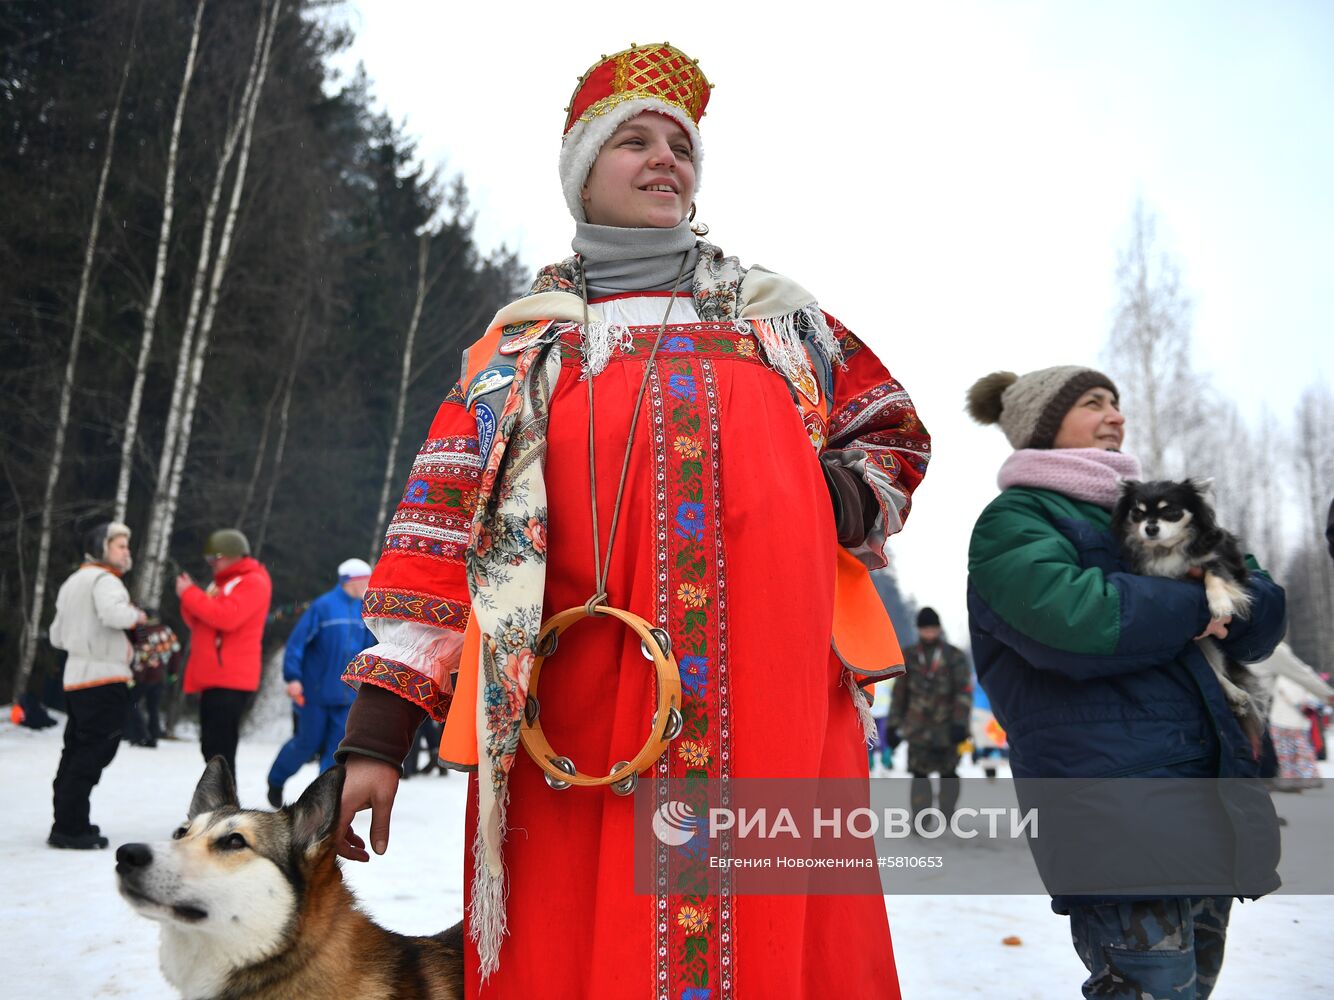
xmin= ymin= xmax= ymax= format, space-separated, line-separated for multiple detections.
xmin=1053 ymin=387 xmax=1126 ymax=450
xmin=581 ymin=112 xmax=695 ymax=228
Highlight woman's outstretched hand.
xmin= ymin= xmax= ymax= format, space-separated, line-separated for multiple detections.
xmin=337 ymin=755 xmax=400 ymax=862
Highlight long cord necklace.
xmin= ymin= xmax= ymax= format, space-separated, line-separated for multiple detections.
xmin=579 ymin=250 xmax=691 ymax=615
xmin=517 ymin=250 xmax=691 ymax=794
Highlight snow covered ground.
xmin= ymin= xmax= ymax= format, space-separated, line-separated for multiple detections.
xmin=4 ymin=715 xmax=1331 ymax=999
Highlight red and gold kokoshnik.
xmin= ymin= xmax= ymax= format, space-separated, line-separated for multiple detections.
xmin=564 ymin=43 xmax=712 ymax=134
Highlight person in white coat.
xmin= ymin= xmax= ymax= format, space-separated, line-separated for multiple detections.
xmin=47 ymin=522 xmax=147 ymax=849
xmin=1257 ymin=642 xmax=1334 ymax=791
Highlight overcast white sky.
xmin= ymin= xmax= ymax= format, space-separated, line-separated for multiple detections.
xmin=329 ymin=1 xmax=1333 ymax=642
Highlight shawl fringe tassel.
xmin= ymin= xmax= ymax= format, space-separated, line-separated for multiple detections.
xmin=845 ymin=669 xmax=878 ymax=746
xmin=750 ymin=305 xmax=844 ymax=387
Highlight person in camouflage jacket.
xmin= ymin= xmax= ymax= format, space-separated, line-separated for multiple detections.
xmin=887 ymin=606 xmax=972 ymax=823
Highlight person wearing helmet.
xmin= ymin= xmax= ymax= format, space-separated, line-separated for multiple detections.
xmin=264 ymin=558 xmax=375 ymax=807
xmin=175 ymin=528 xmax=272 ymax=778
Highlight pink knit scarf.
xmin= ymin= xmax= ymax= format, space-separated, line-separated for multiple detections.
xmin=997 ymin=448 xmax=1143 ymax=510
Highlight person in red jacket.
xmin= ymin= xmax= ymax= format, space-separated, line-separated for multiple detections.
xmin=175 ymin=528 xmax=272 ymax=778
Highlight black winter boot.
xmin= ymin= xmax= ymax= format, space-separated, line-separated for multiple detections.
xmin=48 ymin=826 xmax=109 ymax=850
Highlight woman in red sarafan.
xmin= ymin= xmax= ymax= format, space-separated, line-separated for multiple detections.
xmin=336 ymin=42 xmax=930 ymax=1000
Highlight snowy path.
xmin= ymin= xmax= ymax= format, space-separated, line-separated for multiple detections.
xmin=3 ymin=718 xmax=1329 ymax=998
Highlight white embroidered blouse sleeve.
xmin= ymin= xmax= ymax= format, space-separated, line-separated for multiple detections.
xmin=361 ymin=618 xmax=465 ymax=692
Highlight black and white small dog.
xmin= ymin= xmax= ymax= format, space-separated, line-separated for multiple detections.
xmin=1112 ymin=479 xmax=1264 ymax=752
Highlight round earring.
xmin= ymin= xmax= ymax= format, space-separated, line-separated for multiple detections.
xmin=688 ymin=202 xmax=709 ymax=237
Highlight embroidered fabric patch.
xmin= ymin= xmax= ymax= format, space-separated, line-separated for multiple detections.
xmin=466 ymin=365 xmax=517 ymax=409
xmin=476 ymin=403 xmax=497 ymax=460
xmin=499 ymin=320 xmax=555 ymax=355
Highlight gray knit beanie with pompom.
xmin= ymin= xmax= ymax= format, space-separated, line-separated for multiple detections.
xmin=965 ymin=366 xmax=1118 ymax=450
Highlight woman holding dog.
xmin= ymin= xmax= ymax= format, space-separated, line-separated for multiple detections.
xmin=965 ymin=366 xmax=1286 ymax=999
xmin=336 ymin=43 xmax=928 ymax=997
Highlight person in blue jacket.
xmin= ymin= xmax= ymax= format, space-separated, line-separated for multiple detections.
xmin=965 ymin=366 xmax=1286 ymax=1000
xmin=266 ymin=558 xmax=374 ymax=806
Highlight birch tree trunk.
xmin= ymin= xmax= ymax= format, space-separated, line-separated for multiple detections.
xmin=368 ymin=233 xmax=432 ymax=561
xmin=143 ymin=0 xmax=281 ymax=605
xmin=254 ymin=312 xmax=308 ymax=559
xmin=113 ymin=0 xmax=206 ymax=522
xmin=14 ymin=28 xmax=136 ymax=699
xmin=237 ymin=370 xmax=286 ymax=528
xmin=136 ymin=0 xmax=277 ymax=606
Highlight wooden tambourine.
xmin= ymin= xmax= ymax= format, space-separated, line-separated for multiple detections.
xmin=518 ymin=604 xmax=683 ymax=795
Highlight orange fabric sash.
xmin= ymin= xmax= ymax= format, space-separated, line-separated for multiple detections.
xmin=833 ymin=547 xmax=904 ymax=684
xmin=438 ymin=619 xmax=481 ymax=767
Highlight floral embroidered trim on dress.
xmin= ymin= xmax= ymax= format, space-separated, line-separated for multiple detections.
xmin=649 ymin=353 xmax=735 ymax=999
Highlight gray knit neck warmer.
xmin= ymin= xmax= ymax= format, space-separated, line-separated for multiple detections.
xmin=572 ymin=220 xmax=698 ymax=299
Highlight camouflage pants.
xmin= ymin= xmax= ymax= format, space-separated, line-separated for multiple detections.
xmin=906 ymin=743 xmax=960 ymax=778
xmin=1069 ymin=896 xmax=1232 ymax=999
xmin=907 ymin=743 xmax=961 ymax=823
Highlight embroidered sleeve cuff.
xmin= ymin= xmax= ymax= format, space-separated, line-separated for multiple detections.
xmin=821 ymin=448 xmax=908 ymax=570
xmin=823 ymin=462 xmax=880 ymax=548
xmin=362 ymin=588 xmax=470 ymax=632
xmin=342 ymin=652 xmax=452 ymax=722
xmin=360 ymin=621 xmax=467 ymax=696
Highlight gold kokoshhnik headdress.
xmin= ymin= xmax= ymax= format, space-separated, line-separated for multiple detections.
xmin=559 ymin=42 xmax=712 ymax=221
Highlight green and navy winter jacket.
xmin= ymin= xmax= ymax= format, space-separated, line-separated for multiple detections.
xmin=967 ymin=487 xmax=1286 ymax=906
xmin=967 ymin=487 xmax=1286 ymax=781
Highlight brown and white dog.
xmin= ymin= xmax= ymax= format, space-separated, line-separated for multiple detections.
xmin=116 ymin=757 xmax=463 ymax=999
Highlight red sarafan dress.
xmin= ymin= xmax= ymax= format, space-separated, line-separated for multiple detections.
xmin=350 ymin=290 xmax=928 ymax=1000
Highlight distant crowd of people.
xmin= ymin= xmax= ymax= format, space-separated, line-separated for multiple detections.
xmin=41 ymin=522 xmax=383 ymax=848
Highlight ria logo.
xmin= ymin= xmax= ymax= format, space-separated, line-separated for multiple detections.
xmin=652 ymin=800 xmax=700 ymax=846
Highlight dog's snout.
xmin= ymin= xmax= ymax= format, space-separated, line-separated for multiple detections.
xmin=116 ymin=842 xmax=153 ymax=872
xmin=1144 ymin=523 xmax=1159 ymax=538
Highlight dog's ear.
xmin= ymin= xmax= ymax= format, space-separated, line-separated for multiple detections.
xmin=1110 ymin=480 xmax=1137 ymax=526
xmin=1187 ymin=477 xmax=1216 ymax=499
xmin=288 ymin=765 xmax=346 ymax=859
xmin=189 ymin=756 xmax=240 ymax=819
